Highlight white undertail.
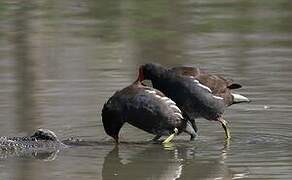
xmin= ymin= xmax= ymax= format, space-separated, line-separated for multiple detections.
xmin=232 ymin=93 xmax=250 ymax=103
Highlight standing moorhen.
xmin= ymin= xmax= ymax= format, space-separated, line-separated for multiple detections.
xmin=102 ymin=80 xmax=197 ymax=144
xmin=138 ymin=63 xmax=246 ymax=139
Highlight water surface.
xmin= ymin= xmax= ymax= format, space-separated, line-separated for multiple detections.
xmin=0 ymin=0 xmax=292 ymax=179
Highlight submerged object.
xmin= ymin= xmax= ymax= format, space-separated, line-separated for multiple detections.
xmin=0 ymin=129 xmax=67 ymax=160
xmin=102 ymin=80 xmax=197 ymax=143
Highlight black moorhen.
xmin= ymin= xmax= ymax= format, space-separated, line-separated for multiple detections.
xmin=138 ymin=63 xmax=237 ymax=139
xmin=102 ymin=80 xmax=197 ymax=143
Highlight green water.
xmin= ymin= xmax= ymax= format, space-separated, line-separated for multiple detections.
xmin=0 ymin=0 xmax=292 ymax=179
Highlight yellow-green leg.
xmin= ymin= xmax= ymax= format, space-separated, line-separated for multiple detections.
xmin=162 ymin=128 xmax=179 ymax=144
xmin=219 ymin=118 xmax=231 ymax=139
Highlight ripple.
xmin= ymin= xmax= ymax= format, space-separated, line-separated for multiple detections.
xmin=231 ymin=131 xmax=291 ymax=149
xmin=233 ymin=132 xmax=291 ymax=146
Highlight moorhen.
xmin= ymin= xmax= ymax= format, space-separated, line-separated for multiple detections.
xmin=138 ymin=63 xmax=247 ymax=139
xmin=102 ymin=80 xmax=197 ymax=143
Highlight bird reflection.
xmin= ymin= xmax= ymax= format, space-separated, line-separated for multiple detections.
xmin=0 ymin=149 xmax=59 ymax=161
xmin=101 ymin=142 xmax=241 ymax=180
xmin=102 ymin=144 xmax=184 ymax=180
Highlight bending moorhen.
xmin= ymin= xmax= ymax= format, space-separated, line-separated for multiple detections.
xmin=102 ymin=80 xmax=197 ymax=143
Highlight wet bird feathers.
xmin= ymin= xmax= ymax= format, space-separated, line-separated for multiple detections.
xmin=102 ymin=82 xmax=186 ymax=136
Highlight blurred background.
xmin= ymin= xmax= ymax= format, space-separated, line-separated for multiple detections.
xmin=0 ymin=0 xmax=292 ymax=179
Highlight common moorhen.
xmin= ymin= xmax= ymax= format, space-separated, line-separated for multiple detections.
xmin=138 ymin=63 xmax=243 ymax=139
xmin=102 ymin=80 xmax=197 ymax=143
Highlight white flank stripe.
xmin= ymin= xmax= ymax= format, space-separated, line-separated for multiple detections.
xmin=213 ymin=95 xmax=224 ymax=100
xmin=166 ymin=99 xmax=176 ymax=105
xmin=189 ymin=76 xmax=195 ymax=79
xmin=145 ymin=90 xmax=156 ymax=94
xmin=170 ymin=105 xmax=182 ymax=113
xmin=161 ymin=97 xmax=169 ymax=100
xmin=174 ymin=113 xmax=183 ymax=119
xmin=197 ymin=83 xmax=212 ymax=92
xmin=193 ymin=79 xmax=199 ymax=83
xmin=155 ymin=94 xmax=162 ymax=98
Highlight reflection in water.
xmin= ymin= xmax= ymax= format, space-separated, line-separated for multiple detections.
xmin=0 ymin=149 xmax=59 ymax=161
xmin=0 ymin=0 xmax=292 ymax=179
xmin=12 ymin=1 xmax=39 ymax=180
xmin=13 ymin=1 xmax=39 ymax=132
xmin=102 ymin=145 xmax=183 ymax=180
xmin=126 ymin=1 xmax=190 ymax=66
xmin=102 ymin=143 xmax=245 ymax=180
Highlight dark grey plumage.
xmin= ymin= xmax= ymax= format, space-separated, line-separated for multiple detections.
xmin=140 ymin=63 xmax=226 ymax=121
xmin=139 ymin=63 xmax=231 ymax=138
xmin=102 ymin=80 xmax=197 ymax=143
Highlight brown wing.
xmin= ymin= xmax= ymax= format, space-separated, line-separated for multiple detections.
xmin=171 ymin=66 xmax=242 ymax=106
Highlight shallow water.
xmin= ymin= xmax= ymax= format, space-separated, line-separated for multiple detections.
xmin=0 ymin=0 xmax=292 ymax=179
